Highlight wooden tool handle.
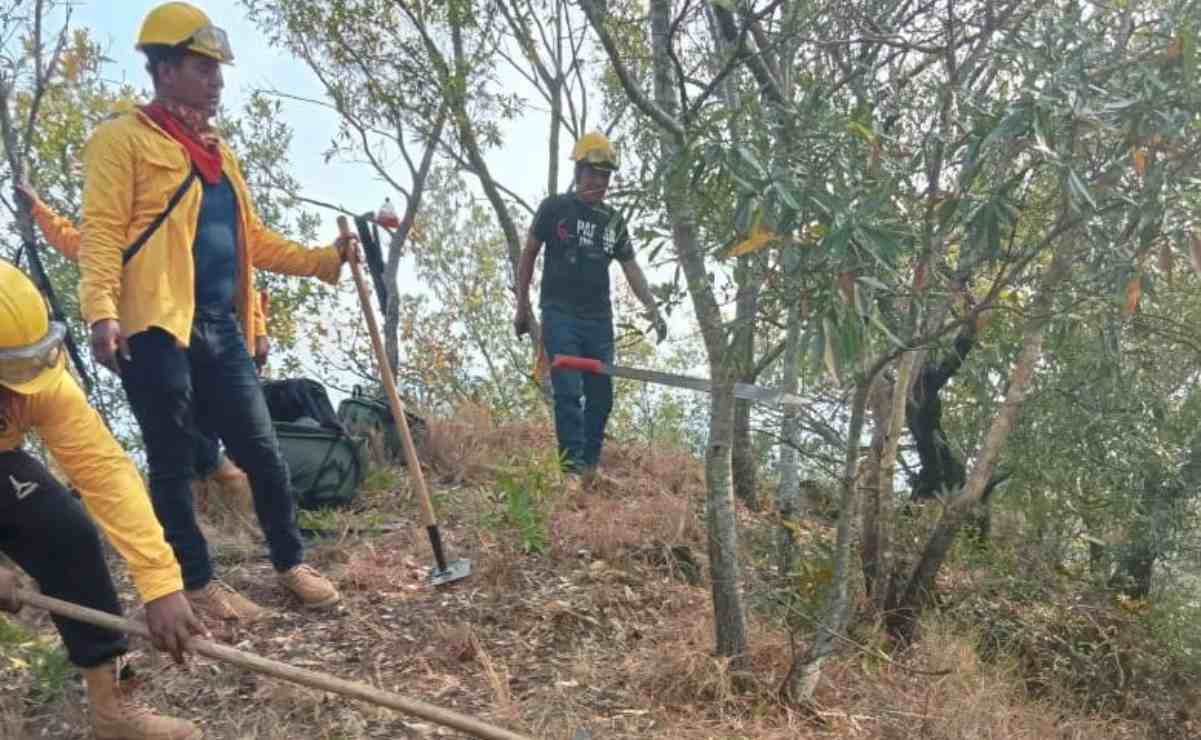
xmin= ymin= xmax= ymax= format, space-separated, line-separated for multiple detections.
xmin=337 ymin=216 xmax=437 ymax=529
xmin=16 ymin=589 xmax=531 ymax=740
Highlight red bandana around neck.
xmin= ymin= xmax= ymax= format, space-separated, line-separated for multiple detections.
xmin=142 ymin=100 xmax=223 ymax=184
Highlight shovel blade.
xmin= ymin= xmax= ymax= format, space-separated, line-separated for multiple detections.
xmin=425 ymin=558 xmax=471 ymax=587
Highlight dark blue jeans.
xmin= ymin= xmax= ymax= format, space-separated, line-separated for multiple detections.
xmin=0 ymin=450 xmax=127 ymax=668
xmin=541 ymin=307 xmax=615 ymax=471
xmin=192 ymin=430 xmax=223 ymax=479
xmin=119 ymin=314 xmax=302 ymax=591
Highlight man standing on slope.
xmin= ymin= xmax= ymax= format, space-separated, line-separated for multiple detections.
xmin=514 ymin=132 xmax=667 ymax=483
xmin=78 ymin=2 xmax=352 ymax=622
xmin=0 ymin=260 xmax=204 ymax=740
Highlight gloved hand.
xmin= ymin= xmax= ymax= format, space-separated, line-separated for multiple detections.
xmin=0 ymin=567 xmax=21 ymax=614
xmin=514 ymin=303 xmax=532 ymax=338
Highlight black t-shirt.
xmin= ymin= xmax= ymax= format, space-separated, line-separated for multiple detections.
xmin=533 ymin=193 xmax=634 ymax=320
xmin=192 ymin=175 xmax=240 ymax=316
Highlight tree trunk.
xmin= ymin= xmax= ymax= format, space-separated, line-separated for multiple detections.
xmin=383 ymin=110 xmax=445 ymax=377
xmin=860 ymin=375 xmax=891 ymax=605
xmin=1109 ymin=475 xmax=1171 ymax=599
xmin=890 ymin=245 xmax=1072 ymax=643
xmin=731 ymin=254 xmax=759 ymax=510
xmin=547 ymin=75 xmax=561 ymax=197
xmin=444 ymin=20 xmax=522 ymax=273
xmin=580 ymin=0 xmax=747 ymax=664
xmin=775 ymin=299 xmax=804 ymax=578
xmin=706 ymin=377 xmax=747 ymax=658
xmin=652 ymin=0 xmax=746 ymax=661
xmin=784 ymin=377 xmax=871 ymax=703
xmin=732 ymin=398 xmax=757 ymax=509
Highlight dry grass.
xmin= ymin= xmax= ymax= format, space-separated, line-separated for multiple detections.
xmin=423 ymin=404 xmax=552 ymax=485
xmin=1 ymin=415 xmax=1191 ymax=740
xmin=551 ymin=492 xmax=697 ymax=561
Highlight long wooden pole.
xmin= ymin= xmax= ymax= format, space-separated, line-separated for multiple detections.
xmin=16 ymin=589 xmax=532 ymax=740
xmin=337 ymin=216 xmax=437 ymax=530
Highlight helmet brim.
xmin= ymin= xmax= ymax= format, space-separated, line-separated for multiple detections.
xmin=0 ymin=353 xmax=65 ymax=396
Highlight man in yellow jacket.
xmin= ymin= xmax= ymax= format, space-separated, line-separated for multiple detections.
xmin=78 ymin=2 xmax=351 ymax=621
xmin=16 ymin=181 xmax=256 ymax=513
xmin=19 ymin=180 xmax=274 ymax=367
xmin=0 ymin=260 xmax=204 ymax=740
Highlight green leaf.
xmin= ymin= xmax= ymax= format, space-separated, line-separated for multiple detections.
xmin=847 ymin=120 xmax=876 ymax=142
xmin=821 ymin=226 xmax=850 ymax=257
xmin=980 ymin=106 xmax=1029 ymax=152
xmin=857 ymin=276 xmax=890 ymax=292
xmin=735 ymin=145 xmax=768 ymax=181
xmin=1183 ymin=26 xmax=1197 ymax=89
xmin=869 ymin=307 xmax=905 ymax=348
xmin=772 ymin=181 xmax=802 ymax=212
xmin=1067 ymin=169 xmax=1098 ymax=212
xmin=822 ymin=317 xmax=841 ymax=385
xmin=937 ymin=195 xmax=961 ymax=232
xmin=855 ymin=227 xmax=900 ymax=274
xmin=733 ymin=197 xmax=756 ymax=234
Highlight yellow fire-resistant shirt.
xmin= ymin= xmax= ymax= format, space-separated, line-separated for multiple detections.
xmin=29 ymin=195 xmax=268 ymax=339
xmin=0 ymin=371 xmax=183 ymax=603
xmin=78 ymin=110 xmax=342 ymax=347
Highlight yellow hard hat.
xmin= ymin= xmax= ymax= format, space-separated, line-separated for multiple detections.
xmin=571 ymin=132 xmax=619 ymax=171
xmin=136 ymin=2 xmax=234 ymax=64
xmin=0 ymin=261 xmax=66 ymax=395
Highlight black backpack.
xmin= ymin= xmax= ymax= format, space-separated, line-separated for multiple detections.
xmin=262 ymin=379 xmax=343 ymax=431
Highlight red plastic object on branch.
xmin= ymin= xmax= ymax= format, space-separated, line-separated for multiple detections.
xmin=376 ymin=198 xmax=400 ymax=229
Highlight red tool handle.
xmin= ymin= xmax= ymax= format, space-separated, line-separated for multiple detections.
xmin=551 ymin=355 xmax=606 ymax=374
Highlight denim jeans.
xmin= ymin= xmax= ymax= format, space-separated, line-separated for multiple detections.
xmin=119 ymin=313 xmax=302 ymax=590
xmin=192 ymin=430 xmax=223 ymax=479
xmin=541 ymin=307 xmax=615 ymax=470
xmin=0 ymin=450 xmax=128 ymax=667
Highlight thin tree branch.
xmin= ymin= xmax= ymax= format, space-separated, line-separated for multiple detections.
xmin=578 ymin=0 xmax=686 ymax=144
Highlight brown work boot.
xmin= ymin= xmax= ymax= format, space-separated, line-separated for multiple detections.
xmin=83 ymin=661 xmax=202 ymax=740
xmin=208 ymin=458 xmax=255 ymax=519
xmin=185 ymin=580 xmax=266 ymax=623
xmin=580 ymin=466 xmax=617 ymax=492
xmin=279 ymin=564 xmax=340 ymax=610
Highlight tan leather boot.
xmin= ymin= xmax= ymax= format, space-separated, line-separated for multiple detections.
xmin=279 ymin=564 xmax=340 ymax=610
xmin=83 ymin=660 xmax=202 ymax=740
xmin=208 ymin=458 xmax=255 ymax=520
xmin=186 ymin=580 xmax=267 ymax=623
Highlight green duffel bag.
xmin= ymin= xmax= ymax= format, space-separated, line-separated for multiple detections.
xmin=274 ymin=419 xmax=368 ymax=509
xmin=336 ymin=386 xmax=427 ymax=464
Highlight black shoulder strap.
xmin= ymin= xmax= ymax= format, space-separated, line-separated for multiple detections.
xmin=122 ymin=168 xmax=198 ymax=266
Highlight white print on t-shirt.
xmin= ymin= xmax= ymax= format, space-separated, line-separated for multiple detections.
xmin=603 ymin=219 xmax=619 ymax=254
xmin=577 ymin=220 xmax=597 ymax=250
xmin=9 ymin=475 xmax=38 ymax=500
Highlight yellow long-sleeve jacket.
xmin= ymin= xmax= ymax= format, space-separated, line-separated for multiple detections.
xmin=0 ymin=371 xmax=183 ymax=602
xmin=29 ymin=196 xmax=268 ymax=339
xmin=78 ymin=110 xmax=341 ymax=349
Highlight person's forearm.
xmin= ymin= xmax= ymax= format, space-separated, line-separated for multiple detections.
xmin=516 ymin=239 xmax=538 ymax=308
xmin=626 ymin=265 xmax=658 ymax=313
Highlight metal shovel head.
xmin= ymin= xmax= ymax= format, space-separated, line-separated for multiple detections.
xmin=425 ymin=558 xmax=472 ymax=586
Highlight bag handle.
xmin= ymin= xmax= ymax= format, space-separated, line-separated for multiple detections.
xmin=122 ymin=168 xmax=198 ymax=266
